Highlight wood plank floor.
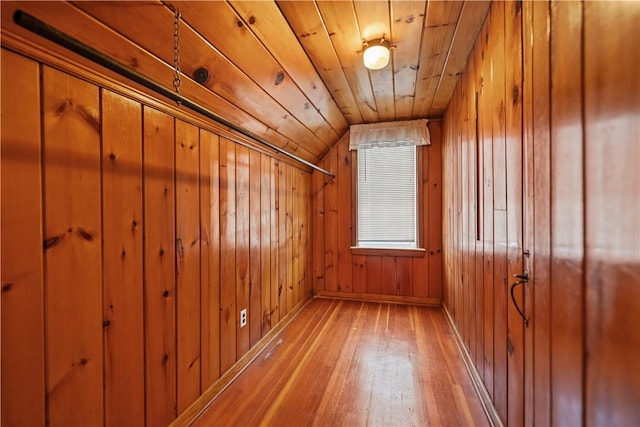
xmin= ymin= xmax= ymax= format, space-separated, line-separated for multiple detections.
xmin=192 ymin=298 xmax=488 ymax=426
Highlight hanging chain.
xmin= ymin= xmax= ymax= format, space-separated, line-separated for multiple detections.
xmin=172 ymin=7 xmax=182 ymax=103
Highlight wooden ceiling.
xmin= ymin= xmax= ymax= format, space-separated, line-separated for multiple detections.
xmin=1 ymin=1 xmax=490 ymax=164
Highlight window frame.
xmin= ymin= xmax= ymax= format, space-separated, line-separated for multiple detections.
xmin=350 ymin=146 xmax=425 ymax=256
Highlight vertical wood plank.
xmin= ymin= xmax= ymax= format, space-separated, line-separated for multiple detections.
xmin=529 ymin=3 xmax=552 ymax=424
xmin=352 ymin=255 xmax=367 ymax=293
xmin=299 ymin=170 xmax=310 ymax=300
xmin=413 ymin=144 xmax=430 ymax=298
xmin=479 ymin=13 xmax=495 ymax=396
xmin=396 ymin=257 xmax=413 ymax=297
xmin=0 ymin=49 xmax=45 ymax=427
xmin=277 ymin=161 xmax=288 ymax=318
xmin=366 ymin=256 xmax=382 ymax=295
xmin=324 ymin=150 xmax=339 ymax=292
xmin=521 ymin=3 xmax=540 ymax=425
xmin=175 ymin=119 xmax=201 ymax=413
xmin=260 ymin=154 xmax=272 ymax=333
xmin=235 ymin=145 xmax=250 ymax=358
xmin=102 ymin=90 xmax=144 ymax=426
xmin=249 ymin=149 xmax=262 ymax=347
xmin=271 ymin=159 xmax=281 ymax=325
xmin=143 ymin=107 xmax=177 ymax=425
xmin=43 ymin=66 xmax=103 ymax=426
xmin=427 ymin=122 xmax=443 ymax=301
xmin=200 ymin=130 xmax=220 ymax=389
xmin=312 ymin=168 xmax=325 ymax=291
xmin=504 ymin=1 xmax=525 ymax=425
xmin=304 ymin=171 xmax=313 ymax=298
xmin=380 ymin=257 xmax=397 ymax=295
xmin=286 ymin=165 xmax=295 ymax=311
xmin=489 ymin=2 xmax=509 ymax=419
xmin=550 ymin=2 xmax=584 ymax=424
xmin=290 ymin=166 xmax=299 ymax=307
xmin=583 ymin=2 xmax=640 ymax=425
xmin=471 ymin=22 xmax=486 ymax=389
xmin=464 ymin=42 xmax=478 ymax=368
xmin=219 ymin=137 xmax=237 ymax=373
xmin=337 ymin=139 xmax=352 ymax=292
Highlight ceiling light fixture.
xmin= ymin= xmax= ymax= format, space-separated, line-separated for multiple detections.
xmin=363 ymin=36 xmax=391 ymax=70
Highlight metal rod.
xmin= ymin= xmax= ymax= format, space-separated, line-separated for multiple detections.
xmin=13 ymin=10 xmax=335 ymax=178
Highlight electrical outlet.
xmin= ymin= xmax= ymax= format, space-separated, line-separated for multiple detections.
xmin=240 ymin=308 xmax=247 ymax=328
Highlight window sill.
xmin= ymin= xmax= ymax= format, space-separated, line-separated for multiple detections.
xmin=350 ymin=246 xmax=426 ymax=258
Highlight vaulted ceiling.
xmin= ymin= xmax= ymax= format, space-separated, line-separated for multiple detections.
xmin=1 ymin=1 xmax=490 ymax=164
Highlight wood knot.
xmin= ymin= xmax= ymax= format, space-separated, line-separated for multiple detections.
xmin=2 ymin=283 xmax=13 ymax=293
xmin=79 ymin=358 xmax=88 ymax=365
xmin=44 ymin=234 xmax=65 ymax=250
xmin=248 ymin=16 xmax=256 ymax=25
xmin=76 ymin=228 xmax=94 ymax=241
xmin=275 ymin=71 xmax=285 ymax=86
xmin=109 ymin=153 xmax=116 ymax=160
xmin=163 ymin=290 xmax=170 ymax=298
xmin=103 ymin=320 xmax=111 ymax=328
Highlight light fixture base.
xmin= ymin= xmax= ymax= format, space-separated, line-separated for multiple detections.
xmin=363 ymin=37 xmax=391 ymax=70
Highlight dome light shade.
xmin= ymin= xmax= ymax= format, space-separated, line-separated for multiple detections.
xmin=363 ymin=38 xmax=391 ymax=70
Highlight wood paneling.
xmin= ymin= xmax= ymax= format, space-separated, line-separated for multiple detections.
xmin=549 ymin=2 xmax=584 ymax=424
xmin=42 ymin=66 xmax=103 ymax=426
xmin=199 ymin=129 xmax=220 ymax=390
xmin=102 ymin=89 xmax=144 ymax=426
xmin=1 ymin=48 xmax=45 ymax=427
xmin=249 ymin=149 xmax=262 ymax=347
xmin=235 ymin=144 xmax=250 ymax=357
xmin=143 ymin=106 xmax=177 ymax=426
xmin=442 ymin=1 xmax=640 ymax=425
xmin=219 ymin=137 xmax=237 ymax=373
xmin=311 ymin=124 xmax=442 ymax=303
xmin=193 ymin=299 xmax=488 ymax=426
xmin=175 ymin=119 xmax=201 ymax=413
xmin=0 ymin=49 xmax=313 ymax=426
xmin=583 ymin=2 xmax=640 ymax=424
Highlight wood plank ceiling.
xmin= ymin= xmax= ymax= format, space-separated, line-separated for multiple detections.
xmin=1 ymin=1 xmax=490 ymax=164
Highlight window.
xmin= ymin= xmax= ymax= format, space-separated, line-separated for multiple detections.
xmin=349 ymin=118 xmax=429 ymax=250
xmin=356 ymin=145 xmax=417 ymax=248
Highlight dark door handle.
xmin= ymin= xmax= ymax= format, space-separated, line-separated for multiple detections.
xmin=511 ymin=273 xmax=529 ymax=326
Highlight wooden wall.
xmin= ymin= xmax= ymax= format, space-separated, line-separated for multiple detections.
xmin=1 ymin=47 xmax=312 ymax=426
xmin=311 ymin=123 xmax=442 ymax=304
xmin=442 ymin=1 xmax=640 ymax=426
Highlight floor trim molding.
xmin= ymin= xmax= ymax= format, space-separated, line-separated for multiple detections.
xmin=314 ymin=290 xmax=441 ymax=306
xmin=442 ymin=304 xmax=504 ymax=427
xmin=170 ymin=297 xmax=313 ymax=427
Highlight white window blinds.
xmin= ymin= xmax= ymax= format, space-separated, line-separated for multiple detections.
xmin=356 ymin=145 xmax=417 ymax=248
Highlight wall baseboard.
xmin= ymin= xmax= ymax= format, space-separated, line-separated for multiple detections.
xmin=170 ymin=297 xmax=313 ymax=427
xmin=314 ymin=290 xmax=441 ymax=306
xmin=442 ymin=304 xmax=503 ymax=427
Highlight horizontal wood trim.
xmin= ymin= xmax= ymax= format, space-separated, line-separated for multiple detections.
xmin=0 ymin=29 xmax=312 ymax=174
xmin=314 ymin=291 xmax=440 ymax=307
xmin=350 ymin=246 xmax=426 ymax=258
xmin=170 ymin=297 xmax=312 ymax=427
xmin=443 ymin=304 xmax=503 ymax=427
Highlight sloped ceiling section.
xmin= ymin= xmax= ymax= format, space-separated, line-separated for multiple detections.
xmin=1 ymin=1 xmax=490 ymax=163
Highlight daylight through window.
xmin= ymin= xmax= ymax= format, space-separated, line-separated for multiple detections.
xmin=356 ymin=145 xmax=417 ymax=248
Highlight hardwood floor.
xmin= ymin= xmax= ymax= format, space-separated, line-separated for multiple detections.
xmin=192 ymin=298 xmax=489 ymax=426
